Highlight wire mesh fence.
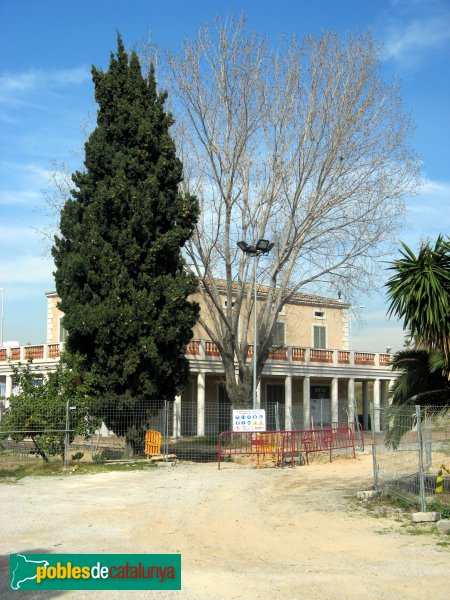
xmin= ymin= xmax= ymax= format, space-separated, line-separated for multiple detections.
xmin=0 ymin=396 xmax=365 ymax=466
xmin=372 ymin=404 xmax=450 ymax=514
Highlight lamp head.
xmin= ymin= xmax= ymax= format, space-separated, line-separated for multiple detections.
xmin=256 ymin=239 xmax=274 ymax=254
xmin=256 ymin=239 xmax=270 ymax=251
xmin=237 ymin=241 xmax=250 ymax=252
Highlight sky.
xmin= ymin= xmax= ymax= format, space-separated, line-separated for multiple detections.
xmin=0 ymin=0 xmax=449 ymax=351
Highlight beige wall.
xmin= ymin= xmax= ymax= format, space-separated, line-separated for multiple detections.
xmin=47 ymin=294 xmax=64 ymax=344
xmin=284 ymin=302 xmax=345 ymax=348
xmin=190 ymin=291 xmax=346 ymax=348
xmin=47 ymin=290 xmax=347 ymax=349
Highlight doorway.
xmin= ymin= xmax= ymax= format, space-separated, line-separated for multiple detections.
xmin=310 ymin=384 xmax=331 ymax=429
xmin=266 ymin=383 xmax=285 ymax=430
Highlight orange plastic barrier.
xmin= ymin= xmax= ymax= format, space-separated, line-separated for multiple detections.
xmin=250 ymin=433 xmax=283 ymax=468
xmin=145 ymin=430 xmax=161 ymax=458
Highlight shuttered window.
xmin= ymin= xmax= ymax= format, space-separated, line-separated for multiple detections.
xmin=272 ymin=321 xmax=286 ymax=346
xmin=313 ymin=325 xmax=326 ymax=349
xmin=59 ymin=319 xmax=68 ymax=343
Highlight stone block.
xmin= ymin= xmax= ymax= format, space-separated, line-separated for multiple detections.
xmin=357 ymin=490 xmax=381 ymax=500
xmin=412 ymin=512 xmax=441 ymax=523
xmin=436 ymin=519 xmax=450 ymax=533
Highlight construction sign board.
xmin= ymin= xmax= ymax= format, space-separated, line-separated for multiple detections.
xmin=232 ymin=409 xmax=266 ymax=432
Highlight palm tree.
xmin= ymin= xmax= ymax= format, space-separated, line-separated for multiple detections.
xmin=384 ymin=236 xmax=450 ymax=447
xmin=386 ymin=235 xmax=450 ymax=368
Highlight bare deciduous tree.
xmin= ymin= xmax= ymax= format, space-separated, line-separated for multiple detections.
xmin=158 ymin=16 xmax=419 ymax=406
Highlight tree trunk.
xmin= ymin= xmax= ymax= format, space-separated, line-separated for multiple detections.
xmin=30 ymin=435 xmax=49 ymax=462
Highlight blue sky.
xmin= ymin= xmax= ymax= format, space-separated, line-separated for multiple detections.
xmin=0 ymin=0 xmax=449 ymax=350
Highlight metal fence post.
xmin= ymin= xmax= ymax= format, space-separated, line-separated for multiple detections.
xmin=425 ymin=409 xmax=432 ymax=470
xmin=275 ymin=402 xmax=280 ymax=432
xmin=370 ymin=401 xmax=378 ymax=491
xmin=163 ymin=400 xmax=169 ymax=462
xmin=415 ymin=405 xmax=427 ymax=513
xmin=64 ymin=399 xmax=69 ymax=469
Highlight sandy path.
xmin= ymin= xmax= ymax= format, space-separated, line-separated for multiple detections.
xmin=1 ymin=453 xmax=448 ymax=599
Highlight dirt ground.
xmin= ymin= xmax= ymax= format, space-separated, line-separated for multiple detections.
xmin=1 ymin=452 xmax=449 ymax=600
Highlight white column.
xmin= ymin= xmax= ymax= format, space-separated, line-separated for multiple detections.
xmin=172 ymin=395 xmax=181 ymax=438
xmin=373 ymin=378 xmax=381 ymax=433
xmin=285 ymin=375 xmax=292 ymax=431
xmin=197 ymin=373 xmax=205 ymax=437
xmin=302 ymin=377 xmax=310 ymax=429
xmin=362 ymin=380 xmax=369 ymax=431
xmin=5 ymin=374 xmax=13 ymax=398
xmin=331 ymin=378 xmax=339 ymax=424
xmin=256 ymin=379 xmax=262 ymax=409
xmin=347 ymin=378 xmax=355 ymax=424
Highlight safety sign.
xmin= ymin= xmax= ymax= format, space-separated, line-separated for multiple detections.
xmin=232 ymin=409 xmax=266 ymax=432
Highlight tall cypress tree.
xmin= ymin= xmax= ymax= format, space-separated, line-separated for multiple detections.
xmin=52 ymin=35 xmax=199 ymax=449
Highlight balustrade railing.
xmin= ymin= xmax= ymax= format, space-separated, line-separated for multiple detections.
xmin=268 ymin=347 xmax=288 ymax=360
xmin=0 ymin=340 xmax=392 ymax=370
xmin=292 ymin=347 xmax=305 ymax=361
xmin=48 ymin=344 xmax=61 ymax=359
xmin=354 ymin=352 xmax=375 ymax=366
xmin=338 ymin=351 xmax=350 ymax=364
xmin=310 ymin=349 xmax=334 ymax=363
xmin=24 ymin=345 xmax=44 ymax=360
xmin=186 ymin=340 xmax=200 ymax=356
xmin=205 ymin=341 xmax=220 ymax=356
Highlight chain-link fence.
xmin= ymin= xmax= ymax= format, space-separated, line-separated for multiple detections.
xmin=371 ymin=404 xmax=450 ymax=515
xmin=0 ymin=397 xmax=365 ymax=466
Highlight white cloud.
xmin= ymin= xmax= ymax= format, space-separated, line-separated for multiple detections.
xmin=0 ymin=189 xmax=41 ymax=205
xmin=406 ymin=177 xmax=450 ymax=231
xmin=0 ymin=162 xmax=53 ymax=205
xmin=0 ymin=66 xmax=90 ymax=103
xmin=0 ymin=161 xmax=52 ymax=181
xmin=0 ymin=224 xmax=42 ymax=245
xmin=384 ymin=13 xmax=450 ymax=64
xmin=420 ymin=179 xmax=450 ymax=197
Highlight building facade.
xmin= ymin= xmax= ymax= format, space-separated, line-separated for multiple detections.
xmin=0 ymin=289 xmax=393 ymax=434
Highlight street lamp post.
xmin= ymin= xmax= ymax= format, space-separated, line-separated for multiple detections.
xmin=237 ymin=239 xmax=274 ymax=409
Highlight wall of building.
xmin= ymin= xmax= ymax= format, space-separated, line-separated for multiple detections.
xmin=188 ymin=290 xmax=346 ymax=349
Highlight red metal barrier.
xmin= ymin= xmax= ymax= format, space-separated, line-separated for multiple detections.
xmin=217 ymin=431 xmax=289 ymax=470
xmin=218 ymin=424 xmax=356 ymax=469
xmin=332 ymin=421 xmax=364 ymax=452
xmin=285 ymin=426 xmax=355 ymax=465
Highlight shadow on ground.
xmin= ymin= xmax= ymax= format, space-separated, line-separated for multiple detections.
xmin=1 ymin=550 xmax=64 ymax=599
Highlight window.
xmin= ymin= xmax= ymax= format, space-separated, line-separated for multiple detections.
xmin=314 ymin=310 xmax=325 ymax=319
xmin=272 ymin=321 xmax=285 ymax=347
xmin=59 ymin=319 xmax=68 ymax=343
xmin=313 ymin=325 xmax=326 ymax=349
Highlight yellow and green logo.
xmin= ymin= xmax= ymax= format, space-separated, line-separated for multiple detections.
xmin=10 ymin=554 xmax=181 ymax=590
